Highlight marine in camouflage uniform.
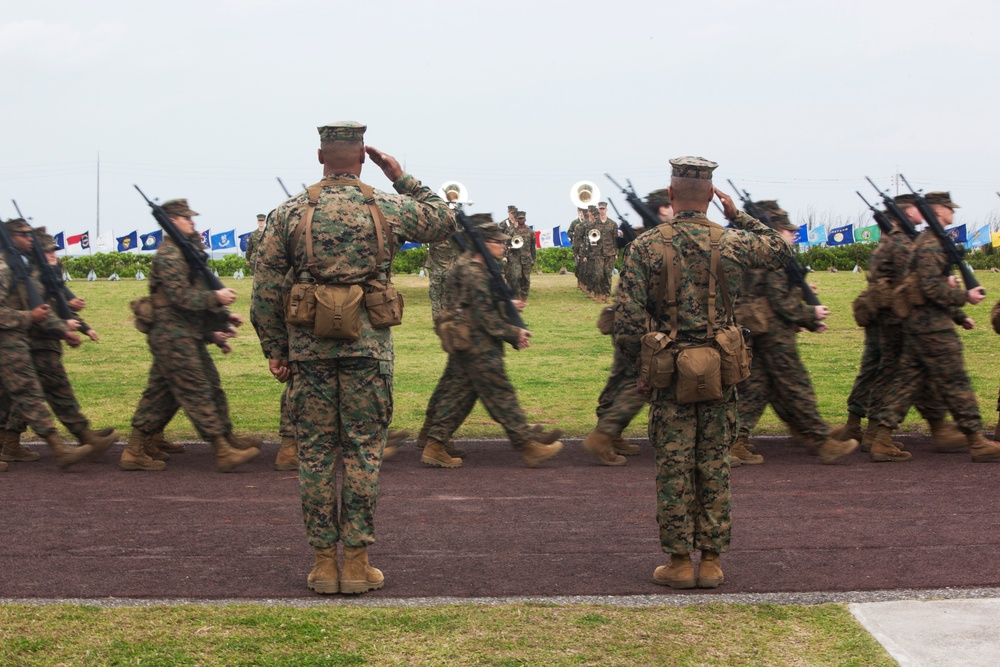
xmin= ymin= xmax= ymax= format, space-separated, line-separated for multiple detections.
xmin=3 ymin=229 xmax=117 ymax=461
xmin=567 ymin=208 xmax=586 ymax=289
xmin=426 ymin=230 xmax=463 ymax=321
xmin=0 ymin=218 xmax=93 ymax=470
xmin=593 ymin=202 xmax=619 ymax=302
xmin=614 ymin=157 xmax=794 ymax=589
xmin=250 ymin=121 xmax=455 ymax=595
xmin=245 ymin=213 xmax=267 ymax=269
xmin=578 ymin=206 xmax=603 ymax=296
xmin=869 ymin=192 xmax=1000 ymax=462
xmin=504 ymin=211 xmax=536 ymax=301
xmin=419 ymin=216 xmax=563 ymax=469
xmin=732 ymin=201 xmax=852 ymax=467
xmin=123 ymin=199 xmax=259 ymax=473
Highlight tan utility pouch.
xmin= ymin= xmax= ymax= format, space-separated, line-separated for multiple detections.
xmin=596 ymin=306 xmax=614 ymax=335
xmin=852 ymin=288 xmax=875 ymax=327
xmin=675 ymin=344 xmax=723 ymax=404
xmin=873 ymin=277 xmax=895 ymax=309
xmin=638 ymin=331 xmax=675 ymax=388
xmin=435 ymin=310 xmax=472 ymax=353
xmin=715 ymin=325 xmax=751 ymax=386
xmin=365 ymin=279 xmax=404 ymax=329
xmin=313 ymin=284 xmax=363 ymax=339
xmin=285 ymin=283 xmax=317 ymax=327
xmin=991 ymin=300 xmax=1000 ymax=335
xmin=130 ymin=296 xmax=155 ymax=334
xmin=735 ymin=297 xmax=771 ymax=336
xmin=891 ymin=274 xmax=925 ymax=319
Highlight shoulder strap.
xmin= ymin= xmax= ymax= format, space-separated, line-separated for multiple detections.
xmin=653 ymin=225 xmax=679 ymax=340
xmin=710 ymin=226 xmax=739 ymax=328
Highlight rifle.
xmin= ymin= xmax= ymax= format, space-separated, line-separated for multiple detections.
xmin=900 ymin=174 xmax=980 ymax=292
xmin=453 ymin=209 xmax=525 ymax=330
xmin=607 ymin=199 xmax=636 ymax=246
xmin=604 ymin=174 xmax=662 ymax=230
xmin=864 ymin=177 xmax=918 ymax=240
xmin=11 ymin=200 xmax=90 ymax=333
xmin=0 ymin=217 xmax=45 ymax=310
xmin=727 ymin=179 xmax=821 ymax=306
xmin=277 ymin=177 xmax=292 ymax=199
xmin=855 ymin=192 xmax=895 ymax=237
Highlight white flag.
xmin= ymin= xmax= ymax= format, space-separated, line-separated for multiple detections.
xmin=538 ymin=227 xmax=558 ymax=248
xmin=95 ymin=232 xmax=114 ymax=252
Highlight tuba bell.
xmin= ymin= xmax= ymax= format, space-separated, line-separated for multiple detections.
xmin=437 ymin=181 xmax=470 ymax=208
xmin=570 ymin=180 xmax=601 ymax=209
xmin=510 ymin=236 xmax=524 ymax=249
xmin=588 ymin=228 xmax=602 ymax=245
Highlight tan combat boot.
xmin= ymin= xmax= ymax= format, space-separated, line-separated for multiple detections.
xmin=653 ymin=553 xmax=695 ymax=589
xmin=381 ymin=429 xmax=410 ymax=460
xmin=814 ymin=437 xmax=858 ymax=464
xmin=151 ymin=431 xmax=185 ymax=454
xmin=830 ymin=413 xmax=863 ymax=443
xmin=274 ymin=436 xmax=298 ymax=471
xmin=226 ymin=433 xmax=262 ymax=450
xmin=212 ymin=436 xmax=259 ymax=472
xmin=530 ymin=426 xmax=563 ymax=445
xmin=79 ymin=428 xmax=118 ymax=461
xmin=929 ymin=419 xmax=968 ymax=452
xmin=306 ymin=546 xmax=339 ymax=594
xmin=421 ymin=438 xmax=462 ymax=468
xmin=119 ymin=430 xmax=166 ymax=471
xmin=521 ymin=440 xmax=563 ymax=468
xmin=732 ymin=434 xmax=763 ymax=465
xmin=968 ymin=432 xmax=1000 ymax=462
xmin=612 ymin=435 xmax=640 ymax=456
xmin=46 ymin=432 xmax=93 ymax=470
xmin=697 ymin=550 xmax=725 ymax=588
xmin=93 ymin=426 xmax=116 ymax=438
xmin=583 ymin=430 xmax=626 ymax=466
xmin=869 ymin=426 xmax=912 ymax=462
xmin=860 ymin=426 xmax=876 ymax=453
xmin=340 ymin=546 xmax=384 ymax=594
xmin=1 ymin=429 xmax=40 ymax=462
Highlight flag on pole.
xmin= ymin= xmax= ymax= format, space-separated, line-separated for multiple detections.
xmin=945 ymin=224 xmax=967 ymax=244
xmin=853 ymin=224 xmax=881 ymax=244
xmin=211 ymin=230 xmax=236 ymax=250
xmin=239 ymin=232 xmax=252 ymax=252
xmin=399 ymin=242 xmax=422 ymax=250
xmin=537 ymin=227 xmax=560 ymax=248
xmin=52 ymin=232 xmax=65 ymax=250
xmin=793 ymin=224 xmax=808 ymax=245
xmin=95 ymin=232 xmax=113 ymax=252
xmin=66 ymin=232 xmax=90 ymax=248
xmin=993 ymin=231 xmax=1000 ymax=248
xmin=199 ymin=230 xmax=211 ymax=248
xmin=116 ymin=231 xmax=138 ymax=252
xmin=967 ymin=226 xmax=991 ymax=248
xmin=140 ymin=230 xmax=163 ymax=251
xmin=807 ymin=225 xmax=826 ymax=246
xmin=827 ymin=224 xmax=853 ymax=246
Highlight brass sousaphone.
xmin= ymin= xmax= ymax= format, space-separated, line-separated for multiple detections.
xmin=570 ymin=180 xmax=600 ymax=209
xmin=437 ymin=181 xmax=471 ymax=208
xmin=510 ymin=235 xmax=525 ymax=249
xmin=588 ymin=228 xmax=602 ymax=245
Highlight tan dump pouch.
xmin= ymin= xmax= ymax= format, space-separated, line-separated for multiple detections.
xmin=130 ymin=296 xmax=155 ymax=334
xmin=715 ymin=325 xmax=751 ymax=386
xmin=596 ymin=306 xmax=614 ymax=335
xmin=435 ymin=311 xmax=472 ymax=354
xmin=852 ymin=288 xmax=875 ymax=328
xmin=285 ymin=283 xmax=318 ymax=327
xmin=364 ymin=280 xmax=404 ymax=329
xmin=675 ymin=344 xmax=723 ymax=404
xmin=638 ymin=331 xmax=675 ymax=389
xmin=991 ymin=300 xmax=1000 ymax=335
xmin=313 ymin=284 xmax=363 ymax=339
xmin=873 ymin=277 xmax=895 ymax=309
xmin=734 ymin=297 xmax=771 ymax=336
xmin=891 ymin=274 xmax=925 ymax=319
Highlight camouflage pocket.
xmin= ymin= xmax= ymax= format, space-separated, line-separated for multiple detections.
xmin=715 ymin=325 xmax=751 ymax=386
xmin=991 ymin=300 xmax=1000 ymax=335
xmin=735 ymin=297 xmax=771 ymax=336
xmin=639 ymin=331 xmax=675 ymax=389
xmin=852 ymin=289 xmax=875 ymax=327
xmin=129 ymin=297 xmax=155 ymax=334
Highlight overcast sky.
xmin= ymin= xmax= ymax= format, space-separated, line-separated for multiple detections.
xmin=2 ymin=0 xmax=999 ymax=248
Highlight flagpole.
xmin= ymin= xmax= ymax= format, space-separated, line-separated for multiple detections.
xmin=96 ymin=152 xmax=100 ymax=239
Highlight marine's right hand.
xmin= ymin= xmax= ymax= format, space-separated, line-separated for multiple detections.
xmin=365 ymin=146 xmax=403 ymax=182
xmin=30 ymin=304 xmax=51 ymax=323
xmin=515 ymin=328 xmax=532 ymax=350
xmin=814 ymin=305 xmax=830 ymax=321
xmin=968 ymin=286 xmax=986 ymax=306
xmin=215 ymin=288 xmax=237 ymax=306
xmin=713 ymin=188 xmax=739 ymax=221
xmin=269 ymin=358 xmax=291 ymax=383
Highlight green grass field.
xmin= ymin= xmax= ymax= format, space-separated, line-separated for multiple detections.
xmin=59 ymin=270 xmax=1000 ymax=441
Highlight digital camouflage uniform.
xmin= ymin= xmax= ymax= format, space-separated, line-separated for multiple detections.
xmin=426 ymin=234 xmax=462 ymax=320
xmin=245 ymin=227 xmax=265 ymax=269
xmin=568 ymin=214 xmax=585 ymax=282
xmin=595 ymin=214 xmax=619 ymax=298
xmin=579 ymin=215 xmax=602 ymax=294
xmin=593 ymin=345 xmax=646 ymax=439
xmin=736 ymin=268 xmax=828 ymax=443
xmin=130 ymin=233 xmax=234 ymax=440
xmin=251 ymin=168 xmax=453 ymax=550
xmin=615 ymin=206 xmax=792 ymax=556
xmin=504 ymin=221 xmax=536 ymax=301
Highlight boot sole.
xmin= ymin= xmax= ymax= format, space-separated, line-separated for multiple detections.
xmin=934 ymin=446 xmax=969 ymax=453
xmin=421 ymin=455 xmax=461 ymax=468
xmin=274 ymin=463 xmax=299 ymax=471
xmin=583 ymin=440 xmax=626 ymax=466
xmin=0 ymin=453 xmax=40 ymax=462
xmin=119 ymin=461 xmax=166 ymax=471
xmin=734 ymin=458 xmax=764 ymax=465
xmin=307 ymin=580 xmax=340 ymax=594
xmin=971 ymin=454 xmax=1000 ymax=462
xmin=697 ymin=577 xmax=724 ymax=588
xmin=652 ymin=577 xmax=695 ymax=589
xmin=870 ymin=453 xmax=912 ymax=462
xmin=340 ymin=579 xmax=384 ymax=594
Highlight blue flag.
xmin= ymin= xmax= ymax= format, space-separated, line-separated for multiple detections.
xmin=398 ymin=242 xmax=422 ymax=250
xmin=967 ymin=225 xmax=991 ymax=248
xmin=827 ymin=224 xmax=853 ymax=246
xmin=116 ymin=231 xmax=138 ymax=252
xmin=239 ymin=232 xmax=252 ymax=252
xmin=211 ymin=230 xmax=236 ymax=250
xmin=199 ymin=229 xmax=211 ymax=248
xmin=52 ymin=232 xmax=65 ymax=250
xmin=140 ymin=230 xmax=163 ymax=251
xmin=945 ymin=224 xmax=967 ymax=244
xmin=560 ymin=230 xmax=571 ymax=247
xmin=793 ymin=224 xmax=808 ymax=245
xmin=807 ymin=224 xmax=826 ymax=246
xmin=79 ymin=232 xmax=90 ymax=249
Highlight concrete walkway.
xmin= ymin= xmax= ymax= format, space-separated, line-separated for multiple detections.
xmin=851 ymin=598 xmax=1000 ymax=666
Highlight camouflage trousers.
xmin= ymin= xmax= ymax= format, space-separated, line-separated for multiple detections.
xmin=425 ymin=348 xmax=532 ymax=448
xmin=867 ymin=320 xmax=946 ymax=426
xmin=291 ymin=357 xmax=391 ymax=548
xmin=650 ymin=385 xmax=735 ymax=555
xmin=131 ymin=332 xmax=232 ymax=439
xmin=279 ymin=381 xmax=293 ymax=439
xmin=6 ymin=348 xmax=88 ymax=435
xmin=428 ymin=269 xmax=450 ymax=321
xmin=595 ymin=346 xmax=646 ymax=437
xmin=579 ymin=254 xmax=598 ymax=292
xmin=593 ymin=256 xmax=614 ymax=297
xmin=0 ymin=331 xmax=56 ymax=437
xmin=846 ymin=325 xmax=880 ymax=418
xmin=505 ymin=253 xmax=533 ymax=300
xmin=737 ymin=329 xmax=829 ymax=442
xmin=876 ymin=327 xmax=981 ymax=433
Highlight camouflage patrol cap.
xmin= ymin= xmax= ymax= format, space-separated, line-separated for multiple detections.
xmin=598 ymin=201 xmax=608 ymax=209
xmin=471 ymin=216 xmax=510 ymax=243
xmin=893 ymin=194 xmax=918 ymax=208
xmin=34 ymin=228 xmax=57 ymax=252
xmin=925 ymin=191 xmax=960 ymax=210
xmin=507 ymin=205 xmax=517 ymax=212
xmin=318 ymin=121 xmax=366 ymax=143
xmin=669 ymin=156 xmax=718 ymax=180
xmin=646 ymin=188 xmax=671 ymax=209
xmin=256 ymin=214 xmax=266 ymax=221
xmin=161 ymin=199 xmax=199 ymax=217
xmin=588 ymin=204 xmax=599 ymax=212
xmin=3 ymin=218 xmax=31 ymax=233
xmin=516 ymin=211 xmax=526 ymax=221
xmin=577 ymin=207 xmax=586 ymax=213
xmin=467 ymin=213 xmax=493 ymax=225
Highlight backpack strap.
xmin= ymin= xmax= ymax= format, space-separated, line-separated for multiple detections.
xmin=653 ymin=225 xmax=679 ymax=341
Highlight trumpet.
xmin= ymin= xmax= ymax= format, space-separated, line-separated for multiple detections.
xmin=437 ymin=181 xmax=470 ymax=208
xmin=588 ymin=228 xmax=602 ymax=245
xmin=510 ymin=236 xmax=525 ymax=249
xmin=570 ymin=180 xmax=600 ymax=209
